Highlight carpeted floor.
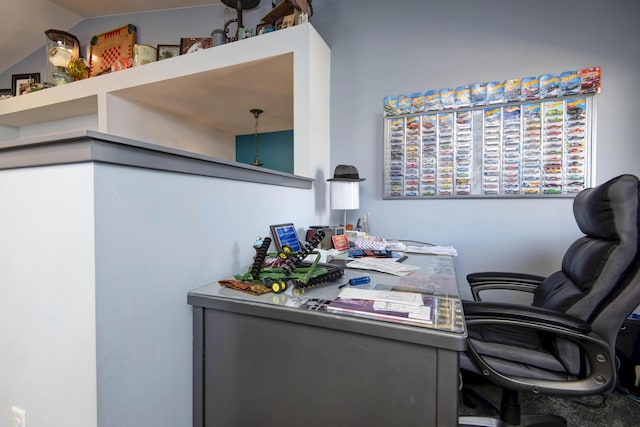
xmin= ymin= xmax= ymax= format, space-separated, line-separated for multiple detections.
xmin=459 ymin=373 xmax=640 ymax=427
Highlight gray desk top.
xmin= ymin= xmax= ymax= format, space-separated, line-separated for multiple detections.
xmin=189 ymin=254 xmax=467 ymax=351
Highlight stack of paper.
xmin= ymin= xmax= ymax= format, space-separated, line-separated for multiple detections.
xmin=327 ymin=287 xmax=433 ymax=325
xmin=346 ymin=257 xmax=420 ymax=276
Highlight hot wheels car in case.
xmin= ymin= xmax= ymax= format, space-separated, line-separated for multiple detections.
xmin=559 ymin=71 xmax=580 ymax=96
xmin=424 ymin=90 xmax=441 ymax=111
xmin=470 ymin=83 xmax=487 ymax=106
xmin=486 ymin=81 xmax=505 ymax=104
xmin=539 ymin=74 xmax=559 ymax=98
xmin=578 ymin=66 xmax=601 ymax=94
xmin=440 ymin=88 xmax=455 ymax=109
xmin=411 ymin=92 xmax=426 ymax=113
xmin=397 ymin=95 xmax=412 ymax=115
xmin=383 ymin=95 xmax=398 ymax=116
xmin=455 ymin=85 xmax=471 ymax=107
xmin=504 ymin=78 xmax=521 ymax=102
xmin=521 ymin=76 xmax=540 ymax=100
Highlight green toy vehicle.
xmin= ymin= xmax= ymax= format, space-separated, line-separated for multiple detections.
xmin=234 ymin=232 xmax=343 ymax=294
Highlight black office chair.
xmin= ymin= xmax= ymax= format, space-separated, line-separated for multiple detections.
xmin=459 ymin=174 xmax=640 ymax=427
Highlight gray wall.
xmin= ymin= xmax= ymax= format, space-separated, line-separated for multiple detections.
xmin=94 ymin=162 xmax=320 ymax=427
xmin=310 ymin=0 xmax=640 ymax=297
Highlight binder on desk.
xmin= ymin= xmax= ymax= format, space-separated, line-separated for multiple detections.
xmin=327 ymin=288 xmax=434 ymax=325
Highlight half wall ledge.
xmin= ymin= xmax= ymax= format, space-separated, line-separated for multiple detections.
xmin=0 ymin=130 xmax=314 ymax=189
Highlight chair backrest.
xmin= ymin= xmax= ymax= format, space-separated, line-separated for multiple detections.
xmin=532 ymin=174 xmax=640 ymax=323
xmin=531 ymin=174 xmax=640 ymax=375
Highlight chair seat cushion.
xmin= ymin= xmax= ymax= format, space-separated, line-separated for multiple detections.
xmin=467 ymin=325 xmax=570 ymax=374
xmin=460 ymin=350 xmax=571 ymax=382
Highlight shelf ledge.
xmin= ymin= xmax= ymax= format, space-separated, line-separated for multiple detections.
xmin=0 ymin=130 xmax=313 ymax=189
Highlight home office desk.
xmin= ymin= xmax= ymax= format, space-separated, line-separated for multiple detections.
xmin=188 ymin=254 xmax=466 ymax=427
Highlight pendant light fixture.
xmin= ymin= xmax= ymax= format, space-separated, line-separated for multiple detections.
xmin=250 ymin=108 xmax=264 ymax=167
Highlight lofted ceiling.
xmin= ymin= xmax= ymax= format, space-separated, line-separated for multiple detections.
xmin=1 ymin=0 xmax=215 ymax=74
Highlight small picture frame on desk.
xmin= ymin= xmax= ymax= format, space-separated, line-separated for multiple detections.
xmin=270 ymin=223 xmax=301 ymax=252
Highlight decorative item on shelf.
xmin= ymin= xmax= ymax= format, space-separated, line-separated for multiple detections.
xmin=93 ymin=58 xmax=133 ymax=76
xmin=179 ymin=37 xmax=212 ymax=54
xmin=0 ymin=88 xmax=12 ymax=100
xmin=89 ymin=24 xmax=136 ymax=77
xmin=256 ymin=23 xmax=275 ymax=35
xmin=238 ymin=27 xmax=255 ymax=39
xmin=156 ymin=45 xmax=180 ymax=61
xmin=250 ymin=108 xmax=264 ymax=167
xmin=133 ymin=44 xmax=157 ymax=66
xmin=11 ymin=73 xmax=41 ymax=96
xmin=211 ymin=6 xmax=231 ymax=46
xmin=327 ymin=164 xmax=365 ymax=228
xmin=45 ymin=29 xmax=81 ymax=85
xmin=261 ymin=0 xmax=312 ymax=29
xmin=211 ymin=28 xmax=227 ymax=46
xmin=66 ymin=58 xmax=89 ymax=81
xmin=221 ymin=0 xmax=261 ymax=42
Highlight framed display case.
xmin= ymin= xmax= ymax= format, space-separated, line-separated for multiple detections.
xmin=383 ymin=94 xmax=596 ymax=199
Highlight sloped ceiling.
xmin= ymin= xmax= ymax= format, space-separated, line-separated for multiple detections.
xmin=1 ymin=0 xmax=214 ymax=74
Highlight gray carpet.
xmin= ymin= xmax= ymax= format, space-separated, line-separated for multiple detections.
xmin=459 ymin=375 xmax=640 ymax=427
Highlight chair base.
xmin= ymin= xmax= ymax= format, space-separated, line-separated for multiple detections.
xmin=460 ymin=382 xmax=567 ymax=427
xmin=459 ymin=414 xmax=567 ymax=427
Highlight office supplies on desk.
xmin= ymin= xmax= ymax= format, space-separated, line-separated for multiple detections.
xmin=327 ymin=287 xmax=434 ymax=325
xmin=338 ymin=276 xmax=371 ymax=288
xmin=347 ymin=257 xmax=420 ymax=276
xmin=347 ymin=249 xmax=393 ymax=258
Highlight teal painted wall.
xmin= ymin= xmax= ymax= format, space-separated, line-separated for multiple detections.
xmin=235 ymin=130 xmax=294 ymax=173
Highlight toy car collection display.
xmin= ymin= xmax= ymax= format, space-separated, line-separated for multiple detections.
xmin=383 ymin=67 xmax=599 ymax=198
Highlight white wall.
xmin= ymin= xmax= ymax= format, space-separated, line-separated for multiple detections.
xmin=310 ymin=0 xmax=640 ymax=297
xmin=0 ymin=164 xmax=97 ymax=427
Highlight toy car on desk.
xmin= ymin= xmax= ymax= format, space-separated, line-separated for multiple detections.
xmin=234 ymin=233 xmax=343 ymax=294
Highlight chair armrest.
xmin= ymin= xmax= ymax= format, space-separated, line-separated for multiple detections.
xmin=467 ymin=272 xmax=546 ymax=301
xmin=463 ymin=301 xmax=615 ymax=397
xmin=463 ymin=300 xmax=591 ymax=333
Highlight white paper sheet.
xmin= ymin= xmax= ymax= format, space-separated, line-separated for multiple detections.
xmin=346 ymin=257 xmax=420 ymax=276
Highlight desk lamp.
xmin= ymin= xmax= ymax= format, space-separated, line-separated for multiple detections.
xmin=327 ymin=165 xmax=365 ymax=228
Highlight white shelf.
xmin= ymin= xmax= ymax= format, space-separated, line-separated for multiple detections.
xmin=0 ymin=23 xmax=330 ymax=177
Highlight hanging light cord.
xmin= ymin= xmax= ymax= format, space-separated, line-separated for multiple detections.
xmin=251 ymin=108 xmax=263 ymax=166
